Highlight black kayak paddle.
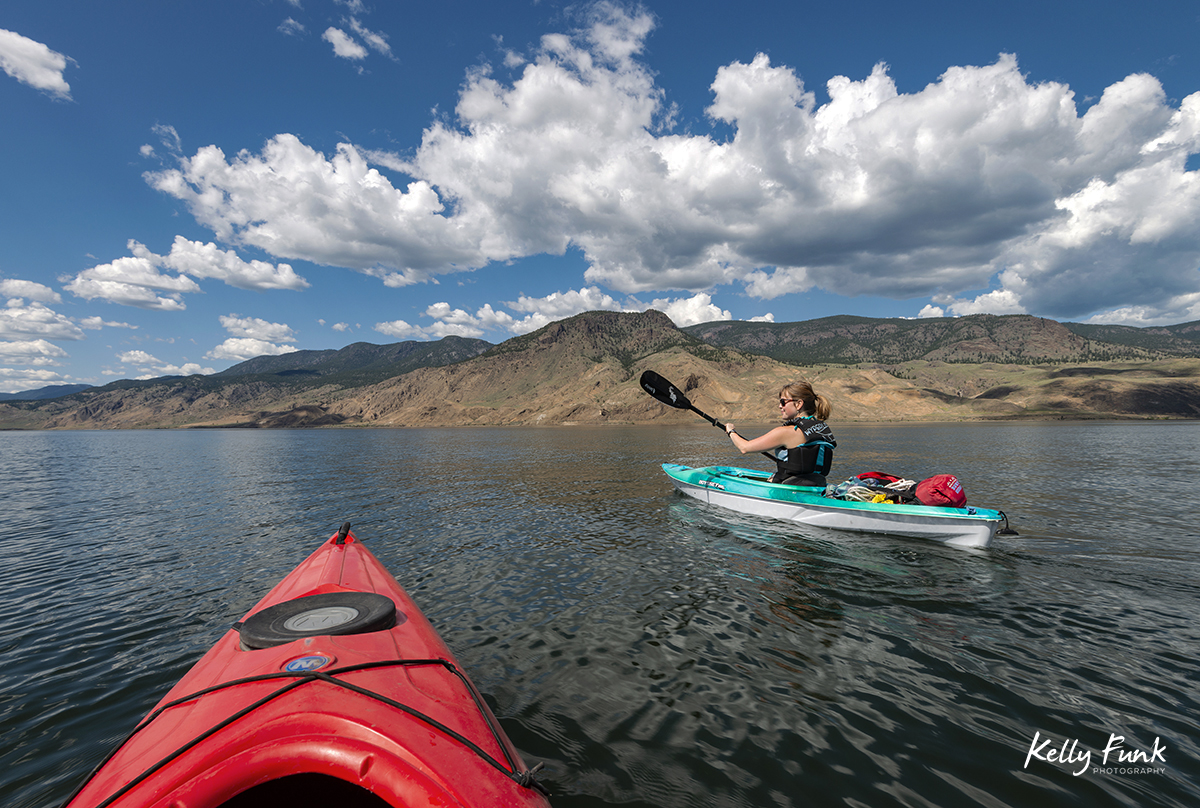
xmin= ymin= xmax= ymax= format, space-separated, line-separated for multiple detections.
xmin=639 ymin=370 xmax=775 ymax=460
xmin=639 ymin=370 xmax=726 ymax=428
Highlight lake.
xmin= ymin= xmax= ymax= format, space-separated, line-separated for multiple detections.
xmin=1 ymin=421 xmax=1197 ymax=807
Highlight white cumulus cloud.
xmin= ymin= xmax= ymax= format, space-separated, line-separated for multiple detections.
xmin=1 ymin=299 xmax=85 ymax=341
xmin=65 ymin=241 xmax=203 ymax=310
xmin=375 ymin=287 xmax=734 ymax=340
xmin=78 ymin=316 xmax=138 ymax=330
xmin=217 ymin=314 xmax=298 ymax=342
xmin=1 ymin=293 xmax=87 ymax=391
xmin=205 ymin=339 xmax=299 ymax=362
xmin=205 ymin=314 xmax=299 ymax=362
xmin=160 ymin=237 xmax=308 ymax=290
xmin=373 ymin=319 xmax=427 ymax=340
xmin=0 ymin=28 xmax=73 ymax=100
xmin=0 ymin=339 xmax=69 ymax=365
xmin=348 ymin=18 xmax=392 ymax=58
xmin=646 ymin=292 xmax=732 ymax=327
xmin=0 ymin=367 xmax=70 ymax=394
xmin=323 ymin=27 xmax=367 ymax=60
xmin=1 ymin=279 xmax=62 ymax=304
xmin=141 ymin=5 xmax=1200 ymax=325
xmin=65 ymin=237 xmax=307 ymax=310
xmin=117 ymin=349 xmax=215 ymax=378
xmin=279 ymin=18 xmax=306 ymax=37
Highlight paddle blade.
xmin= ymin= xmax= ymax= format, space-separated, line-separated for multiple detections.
xmin=639 ymin=369 xmax=729 ymax=432
xmin=639 ymin=370 xmax=691 ymax=410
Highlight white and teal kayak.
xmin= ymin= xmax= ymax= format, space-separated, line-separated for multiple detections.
xmin=662 ymin=463 xmax=1007 ymax=548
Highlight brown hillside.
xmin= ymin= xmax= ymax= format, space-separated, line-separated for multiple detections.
xmin=2 ymin=310 xmax=1199 ymax=430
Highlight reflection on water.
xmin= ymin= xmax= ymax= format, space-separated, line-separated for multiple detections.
xmin=1 ymin=422 xmax=1198 ymax=808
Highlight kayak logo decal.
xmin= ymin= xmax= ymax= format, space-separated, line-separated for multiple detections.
xmin=700 ymin=480 xmax=725 ymax=490
xmin=284 ymin=654 xmax=334 ymax=672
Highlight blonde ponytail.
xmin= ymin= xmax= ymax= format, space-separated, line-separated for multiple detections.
xmin=812 ymin=393 xmax=831 ymax=421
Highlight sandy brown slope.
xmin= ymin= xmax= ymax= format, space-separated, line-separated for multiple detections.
xmin=315 ymin=352 xmax=1027 ymax=427
xmin=0 ymin=379 xmax=308 ymax=430
xmin=3 ymin=310 xmax=1199 ymax=430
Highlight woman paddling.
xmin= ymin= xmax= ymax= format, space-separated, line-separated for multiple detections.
xmin=724 ymin=381 xmax=836 ymax=488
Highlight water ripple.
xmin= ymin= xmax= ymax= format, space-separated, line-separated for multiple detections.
xmin=2 ymin=424 xmax=1198 ymax=808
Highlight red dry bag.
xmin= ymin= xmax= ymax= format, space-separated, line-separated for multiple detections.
xmin=915 ymin=474 xmax=967 ymax=507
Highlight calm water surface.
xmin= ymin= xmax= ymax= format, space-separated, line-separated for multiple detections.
xmin=1 ymin=422 xmax=1197 ymax=807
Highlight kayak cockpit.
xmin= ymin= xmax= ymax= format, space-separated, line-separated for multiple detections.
xmin=219 ymin=774 xmax=391 ymax=807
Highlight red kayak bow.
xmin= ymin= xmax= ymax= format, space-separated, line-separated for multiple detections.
xmin=63 ymin=523 xmax=551 ymax=807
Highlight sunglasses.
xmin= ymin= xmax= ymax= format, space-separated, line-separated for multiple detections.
xmin=779 ymin=398 xmax=799 ymax=407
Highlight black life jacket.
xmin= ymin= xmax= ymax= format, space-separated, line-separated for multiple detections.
xmin=771 ymin=418 xmax=836 ymax=486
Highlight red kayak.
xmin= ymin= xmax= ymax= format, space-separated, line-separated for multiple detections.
xmin=64 ymin=524 xmax=552 ymax=808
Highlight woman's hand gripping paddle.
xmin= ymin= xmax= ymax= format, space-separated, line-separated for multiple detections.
xmin=639 ymin=370 xmax=775 ymax=460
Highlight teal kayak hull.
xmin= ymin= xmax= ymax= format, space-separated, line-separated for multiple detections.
xmin=662 ymin=464 xmax=1003 ymax=548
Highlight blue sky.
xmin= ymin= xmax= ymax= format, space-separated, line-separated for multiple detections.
xmin=2 ymin=0 xmax=1199 ymax=393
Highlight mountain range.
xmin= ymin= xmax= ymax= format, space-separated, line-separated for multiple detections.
xmin=682 ymin=314 xmax=1200 ymax=364
xmin=0 ymin=384 xmax=94 ymax=402
xmin=2 ymin=311 xmax=1198 ymax=429
xmin=211 ymin=335 xmax=492 ymax=384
